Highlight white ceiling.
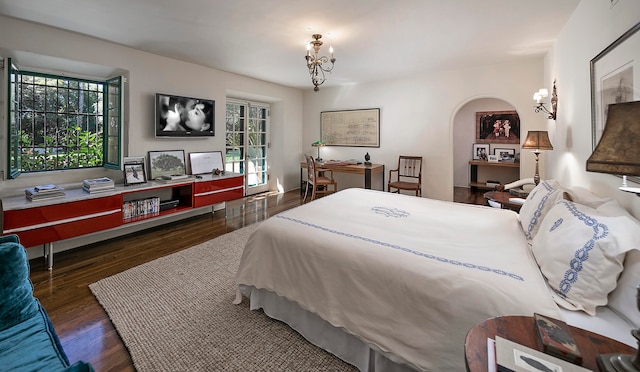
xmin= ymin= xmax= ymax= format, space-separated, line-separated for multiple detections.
xmin=0 ymin=0 xmax=581 ymax=91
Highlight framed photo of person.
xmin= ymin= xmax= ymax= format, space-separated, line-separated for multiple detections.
xmin=124 ymin=162 xmax=147 ymax=185
xmin=472 ymin=143 xmax=490 ymax=160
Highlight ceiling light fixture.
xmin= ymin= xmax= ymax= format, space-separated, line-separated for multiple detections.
xmin=305 ymin=34 xmax=335 ymax=92
xmin=533 ymin=80 xmax=558 ymax=120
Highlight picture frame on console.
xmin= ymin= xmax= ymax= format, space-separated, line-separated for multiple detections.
xmin=493 ymin=148 xmax=515 ymax=162
xmin=124 ymin=162 xmax=147 ymax=185
xmin=189 ymin=151 xmax=224 ymax=175
xmin=472 ymin=143 xmax=489 ymax=160
xmin=148 ymin=150 xmax=186 ymax=180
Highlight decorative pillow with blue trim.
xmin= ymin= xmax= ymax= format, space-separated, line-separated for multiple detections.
xmin=518 ymin=179 xmax=567 ymax=240
xmin=531 ymin=200 xmax=640 ymax=315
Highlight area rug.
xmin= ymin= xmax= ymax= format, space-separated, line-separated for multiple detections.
xmin=89 ymin=224 xmax=356 ymax=371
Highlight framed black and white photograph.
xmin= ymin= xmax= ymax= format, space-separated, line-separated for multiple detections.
xmin=493 ymin=148 xmax=516 ymax=162
xmin=321 ymin=108 xmax=380 ymax=147
xmin=472 ymin=143 xmax=490 ymax=160
xmin=189 ymin=151 xmax=224 ymax=175
xmin=148 ymin=150 xmax=186 ymax=180
xmin=475 ymin=110 xmax=520 ymax=144
xmin=124 ymin=162 xmax=147 ymax=185
xmin=590 ymin=21 xmax=640 ymax=149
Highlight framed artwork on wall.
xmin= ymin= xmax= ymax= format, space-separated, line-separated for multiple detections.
xmin=321 ymin=108 xmax=380 ymax=147
xmin=475 ymin=110 xmax=520 ymax=144
xmin=590 ymin=21 xmax=640 ymax=149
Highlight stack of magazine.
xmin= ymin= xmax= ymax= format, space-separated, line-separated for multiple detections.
xmin=83 ymin=177 xmax=115 ymax=193
xmin=25 ymin=184 xmax=66 ymax=201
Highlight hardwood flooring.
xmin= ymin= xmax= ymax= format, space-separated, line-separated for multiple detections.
xmin=28 ymin=188 xmax=484 ymax=371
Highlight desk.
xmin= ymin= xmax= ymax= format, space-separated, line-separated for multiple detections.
xmin=300 ymin=162 xmax=385 ymax=191
xmin=464 ymin=315 xmax=636 ymax=372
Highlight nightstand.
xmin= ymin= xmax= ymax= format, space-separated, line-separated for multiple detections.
xmin=464 ymin=315 xmax=636 ymax=372
xmin=483 ymin=191 xmax=525 ymax=212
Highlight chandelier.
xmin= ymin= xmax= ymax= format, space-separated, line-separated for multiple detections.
xmin=305 ymin=34 xmax=336 ymax=92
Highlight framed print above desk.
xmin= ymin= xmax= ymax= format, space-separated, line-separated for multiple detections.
xmin=321 ymin=108 xmax=380 ymax=147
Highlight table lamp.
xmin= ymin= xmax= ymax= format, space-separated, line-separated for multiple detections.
xmin=522 ymin=131 xmax=553 ymax=185
xmin=312 ymin=141 xmax=325 ymax=162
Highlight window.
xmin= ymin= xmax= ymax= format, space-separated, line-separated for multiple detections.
xmin=7 ymin=58 xmax=122 ymax=178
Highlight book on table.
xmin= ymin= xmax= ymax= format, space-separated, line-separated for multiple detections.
xmin=533 ymin=313 xmax=582 ymax=364
xmin=494 ymin=336 xmax=589 ymax=372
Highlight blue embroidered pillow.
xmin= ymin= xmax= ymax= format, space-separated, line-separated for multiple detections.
xmin=531 ymin=200 xmax=640 ymax=315
xmin=518 ymin=179 xmax=567 ymax=240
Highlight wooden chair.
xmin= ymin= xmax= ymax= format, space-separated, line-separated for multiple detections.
xmin=388 ymin=156 xmax=422 ymax=196
xmin=304 ymin=155 xmax=338 ymax=202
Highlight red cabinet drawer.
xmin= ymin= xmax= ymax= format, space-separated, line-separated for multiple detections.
xmin=193 ymin=176 xmax=244 ymax=208
xmin=3 ymin=195 xmax=122 ymax=247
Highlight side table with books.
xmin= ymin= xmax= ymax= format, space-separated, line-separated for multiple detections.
xmin=464 ymin=315 xmax=636 ymax=372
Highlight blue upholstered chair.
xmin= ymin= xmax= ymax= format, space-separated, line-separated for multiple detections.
xmin=0 ymin=234 xmax=94 ymax=372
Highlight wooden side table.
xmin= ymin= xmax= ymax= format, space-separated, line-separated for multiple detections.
xmin=464 ymin=315 xmax=637 ymax=372
xmin=483 ymin=191 xmax=525 ymax=212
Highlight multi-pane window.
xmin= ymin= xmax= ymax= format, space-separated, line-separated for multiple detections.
xmin=7 ymin=58 xmax=122 ymax=178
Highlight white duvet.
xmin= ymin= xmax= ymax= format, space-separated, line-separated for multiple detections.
xmin=235 ymin=188 xmax=560 ymax=371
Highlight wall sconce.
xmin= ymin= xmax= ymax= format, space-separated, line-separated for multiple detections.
xmin=312 ymin=141 xmax=325 ymax=162
xmin=533 ymin=80 xmax=558 ymax=120
xmin=522 ymin=131 xmax=554 ymax=185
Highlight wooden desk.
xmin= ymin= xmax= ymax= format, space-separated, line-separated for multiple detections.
xmin=464 ymin=315 xmax=636 ymax=372
xmin=300 ymin=162 xmax=385 ymax=191
xmin=483 ymin=191 xmax=524 ymax=212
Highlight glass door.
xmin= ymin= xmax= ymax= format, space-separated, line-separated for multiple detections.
xmin=225 ymin=99 xmax=269 ymax=195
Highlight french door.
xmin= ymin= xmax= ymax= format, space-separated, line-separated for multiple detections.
xmin=225 ymin=99 xmax=269 ymax=195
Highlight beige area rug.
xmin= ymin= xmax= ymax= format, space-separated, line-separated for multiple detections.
xmin=90 ymin=224 xmax=356 ymax=371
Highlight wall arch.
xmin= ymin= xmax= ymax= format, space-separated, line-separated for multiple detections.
xmin=450 ymin=96 xmax=522 ymax=191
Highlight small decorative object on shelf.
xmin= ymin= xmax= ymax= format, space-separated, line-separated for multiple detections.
xmin=364 ymin=152 xmax=371 ymax=166
xmin=596 ymin=285 xmax=640 ymax=372
xmin=534 ymin=313 xmax=582 ymax=364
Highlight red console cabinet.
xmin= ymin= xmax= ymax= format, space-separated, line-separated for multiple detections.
xmin=193 ymin=175 xmax=244 ymax=208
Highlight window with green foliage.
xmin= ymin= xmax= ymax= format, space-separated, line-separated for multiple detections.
xmin=6 ymin=58 xmax=122 ymax=178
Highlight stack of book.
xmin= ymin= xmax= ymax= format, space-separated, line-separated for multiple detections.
xmin=83 ymin=177 xmax=115 ymax=193
xmin=25 ymin=184 xmax=66 ymax=201
xmin=155 ymin=174 xmax=194 ymax=184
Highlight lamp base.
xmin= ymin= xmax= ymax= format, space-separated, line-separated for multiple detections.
xmin=597 ymin=354 xmax=640 ymax=372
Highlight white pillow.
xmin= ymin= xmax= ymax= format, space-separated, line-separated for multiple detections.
xmin=519 ymin=179 xmax=567 ymax=240
xmin=531 ymin=200 xmax=640 ymax=315
xmin=608 ymin=249 xmax=640 ymax=327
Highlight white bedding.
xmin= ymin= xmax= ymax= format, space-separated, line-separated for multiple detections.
xmin=235 ymin=188 xmax=561 ymax=371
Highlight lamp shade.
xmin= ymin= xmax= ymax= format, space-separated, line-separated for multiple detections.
xmin=586 ymin=101 xmax=640 ymax=176
xmin=522 ymin=131 xmax=554 ymax=152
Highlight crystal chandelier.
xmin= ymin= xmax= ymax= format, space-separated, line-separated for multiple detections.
xmin=305 ymin=34 xmax=336 ymax=92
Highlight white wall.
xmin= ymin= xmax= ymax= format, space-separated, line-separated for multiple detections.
xmin=546 ymin=0 xmax=640 ymax=218
xmin=0 ymin=15 xmax=304 ymax=196
xmin=303 ymin=58 xmax=546 ymax=201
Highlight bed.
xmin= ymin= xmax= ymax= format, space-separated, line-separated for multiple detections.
xmin=234 ymin=184 xmax=640 ymax=371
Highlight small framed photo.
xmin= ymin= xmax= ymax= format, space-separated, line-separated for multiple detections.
xmin=472 ymin=143 xmax=490 ymax=160
xmin=488 ymin=154 xmax=499 ymax=162
xmin=493 ymin=148 xmax=516 ymax=162
xmin=124 ymin=162 xmax=147 ymax=185
xmin=148 ymin=150 xmax=186 ymax=180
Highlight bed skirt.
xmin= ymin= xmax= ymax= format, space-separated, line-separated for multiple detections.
xmin=239 ymin=285 xmax=418 ymax=372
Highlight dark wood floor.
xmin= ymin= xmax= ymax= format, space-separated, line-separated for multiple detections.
xmin=29 ymin=187 xmax=484 ymax=371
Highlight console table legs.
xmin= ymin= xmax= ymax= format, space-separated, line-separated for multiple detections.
xmin=43 ymin=243 xmax=54 ymax=270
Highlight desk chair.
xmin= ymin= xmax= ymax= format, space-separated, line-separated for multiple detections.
xmin=388 ymin=156 xmax=422 ymax=196
xmin=304 ymin=155 xmax=338 ymax=202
